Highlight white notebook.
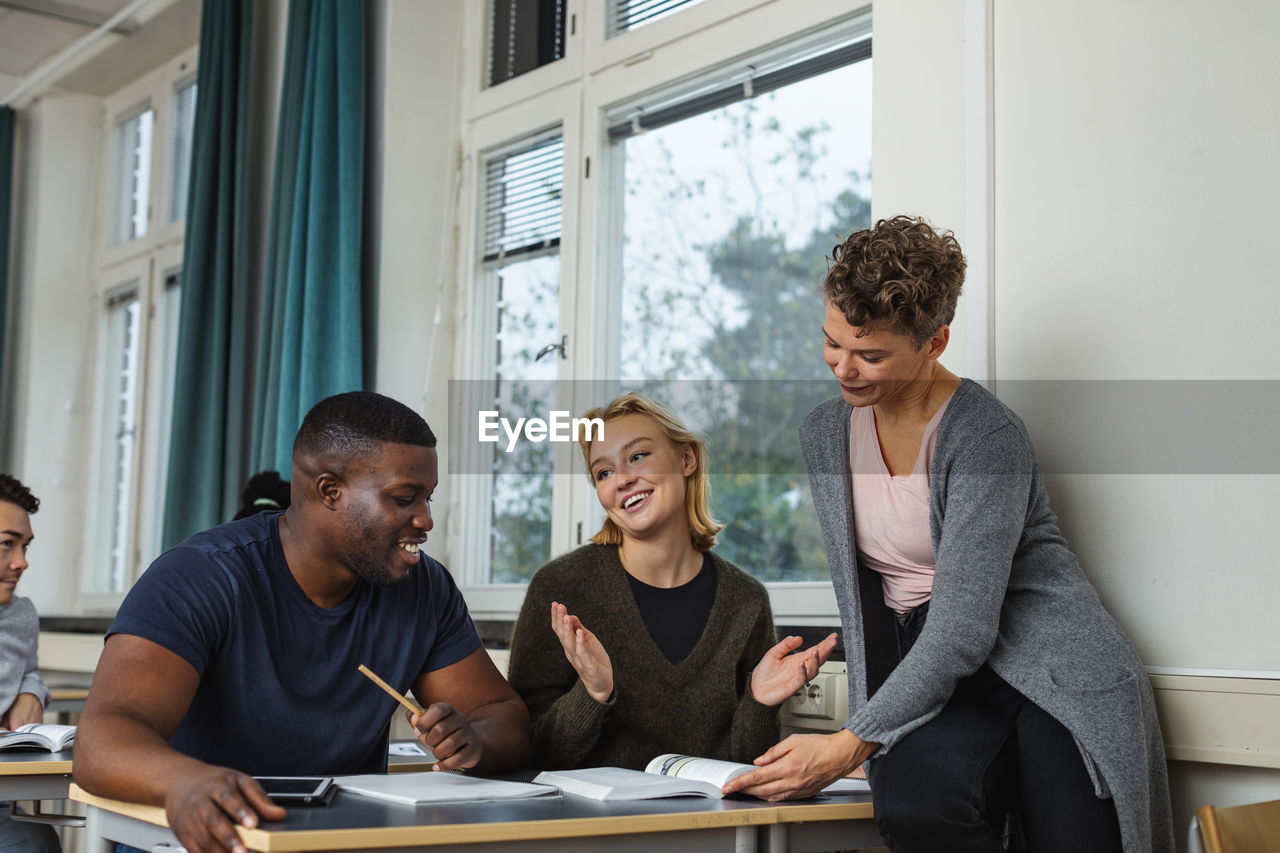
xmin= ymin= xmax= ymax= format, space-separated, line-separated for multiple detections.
xmin=335 ymin=771 xmax=556 ymax=806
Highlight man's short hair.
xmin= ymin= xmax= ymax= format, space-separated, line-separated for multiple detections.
xmin=293 ymin=392 xmax=437 ymax=465
xmin=0 ymin=473 xmax=40 ymax=514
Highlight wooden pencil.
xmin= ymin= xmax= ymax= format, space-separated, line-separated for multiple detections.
xmin=358 ymin=663 xmax=424 ymax=717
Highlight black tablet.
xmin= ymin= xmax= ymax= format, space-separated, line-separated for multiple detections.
xmin=253 ymin=776 xmax=337 ymax=807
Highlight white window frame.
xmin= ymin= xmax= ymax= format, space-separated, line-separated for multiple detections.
xmin=104 ymin=100 xmax=156 ymax=255
xmin=467 ymin=0 xmax=586 ymax=121
xmin=584 ymin=0 xmax=774 ymax=74
xmin=451 ymin=86 xmax=586 ymax=619
xmin=456 ymin=0 xmax=873 ymax=623
xmin=158 ymin=60 xmax=200 ymax=242
xmin=99 ymin=47 xmax=198 ymax=269
xmin=81 ymin=48 xmax=198 ymax=610
xmin=82 ymin=260 xmax=150 ymax=612
xmin=134 ymin=243 xmax=186 ymax=573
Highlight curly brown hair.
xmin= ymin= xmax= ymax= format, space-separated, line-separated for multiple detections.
xmin=823 ymin=215 xmax=966 ymax=346
xmin=0 ymin=473 xmax=39 ymax=514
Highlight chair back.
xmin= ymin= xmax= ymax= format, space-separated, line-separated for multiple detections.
xmin=1197 ymin=799 xmax=1280 ymax=853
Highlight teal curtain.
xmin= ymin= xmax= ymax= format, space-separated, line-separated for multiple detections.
xmin=161 ymin=0 xmax=254 ymax=547
xmin=252 ymin=0 xmax=365 ymax=473
xmin=0 ymin=107 xmax=14 ymax=408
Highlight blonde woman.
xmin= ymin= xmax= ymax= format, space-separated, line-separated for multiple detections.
xmin=508 ymin=393 xmax=836 ymax=770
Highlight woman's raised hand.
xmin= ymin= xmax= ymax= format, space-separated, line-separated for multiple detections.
xmin=749 ymin=633 xmax=839 ymax=707
xmin=550 ymin=601 xmax=614 ymax=703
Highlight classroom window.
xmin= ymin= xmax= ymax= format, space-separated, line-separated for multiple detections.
xmin=481 ymin=133 xmax=564 ymax=582
xmin=84 ymin=48 xmax=197 ymax=609
xmin=488 ymin=0 xmax=566 ymax=86
xmin=457 ymin=3 xmax=870 ymax=620
xmin=167 ymin=78 xmax=198 ymax=224
xmin=110 ymin=106 xmax=154 ymax=246
xmin=608 ymin=38 xmax=872 ymax=580
xmin=88 ymin=285 xmax=143 ymax=596
xmin=136 ymin=265 xmax=184 ymax=570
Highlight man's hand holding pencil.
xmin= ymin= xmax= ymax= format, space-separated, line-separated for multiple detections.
xmin=358 ymin=663 xmax=485 ymax=771
xmin=408 ymin=702 xmax=485 ymax=771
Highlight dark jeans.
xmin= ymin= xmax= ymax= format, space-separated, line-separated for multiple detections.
xmin=0 ymin=806 xmax=61 ymax=853
xmin=865 ymin=603 xmax=1123 ymax=853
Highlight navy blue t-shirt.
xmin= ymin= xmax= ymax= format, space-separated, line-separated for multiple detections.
xmin=108 ymin=512 xmax=481 ymax=775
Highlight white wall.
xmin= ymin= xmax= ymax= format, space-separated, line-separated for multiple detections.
xmin=375 ymin=0 xmax=467 ymax=529
xmin=869 ymin=0 xmax=973 ymax=374
xmin=5 ymin=92 xmax=102 ymax=612
xmin=873 ymin=0 xmax=1280 ymax=844
xmin=869 ymin=0 xmax=967 ymax=223
xmin=992 ymin=0 xmax=1280 ymax=677
xmin=993 ymin=2 xmax=1280 ymax=382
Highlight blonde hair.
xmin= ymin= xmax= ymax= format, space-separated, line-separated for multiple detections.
xmin=578 ymin=393 xmax=723 ymax=552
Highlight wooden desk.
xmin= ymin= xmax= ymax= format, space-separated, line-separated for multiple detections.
xmin=0 ymin=746 xmax=428 ymax=800
xmin=0 ymin=751 xmax=74 ymax=801
xmin=46 ymin=687 xmax=91 ymax=724
xmin=47 ymin=688 xmax=90 ymax=709
xmin=71 ymin=782 xmax=880 ymax=853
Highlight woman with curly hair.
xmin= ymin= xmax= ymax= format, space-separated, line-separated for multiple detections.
xmin=724 ymin=217 xmax=1173 ymax=852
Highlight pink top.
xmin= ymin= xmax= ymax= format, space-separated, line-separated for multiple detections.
xmin=849 ymin=395 xmax=953 ymax=615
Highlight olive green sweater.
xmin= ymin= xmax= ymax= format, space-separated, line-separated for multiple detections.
xmin=508 ymin=544 xmax=780 ymax=770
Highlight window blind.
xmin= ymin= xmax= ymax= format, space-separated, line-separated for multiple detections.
xmin=482 ymin=134 xmax=564 ymax=267
xmin=489 ymin=0 xmax=566 ymax=86
xmin=112 ymin=107 xmax=154 ymax=245
xmin=609 ymin=0 xmax=705 ymax=37
xmin=606 ymin=37 xmax=872 ymax=141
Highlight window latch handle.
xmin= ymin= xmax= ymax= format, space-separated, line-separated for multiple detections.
xmin=535 ymin=335 xmax=568 ymax=361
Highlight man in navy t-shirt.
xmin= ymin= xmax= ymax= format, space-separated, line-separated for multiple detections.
xmin=74 ymin=392 xmax=531 ymax=853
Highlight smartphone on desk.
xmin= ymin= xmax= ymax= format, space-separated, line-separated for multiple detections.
xmin=253 ymin=776 xmax=337 ymax=807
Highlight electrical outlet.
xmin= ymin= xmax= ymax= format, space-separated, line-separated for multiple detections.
xmin=780 ymin=660 xmax=848 ymax=732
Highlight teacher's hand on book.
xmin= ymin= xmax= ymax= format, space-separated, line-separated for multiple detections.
xmin=749 ymin=633 xmax=839 ymax=707
xmin=721 ymin=729 xmax=879 ymax=801
xmin=549 ymin=601 xmax=614 ymax=703
xmin=165 ymin=764 xmax=286 ymax=853
xmin=1 ymin=691 xmax=43 ymax=729
xmin=411 ymin=702 xmax=485 ymax=771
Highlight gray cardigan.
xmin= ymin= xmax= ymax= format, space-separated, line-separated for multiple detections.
xmin=0 ymin=597 xmax=50 ymax=719
xmin=800 ymin=379 xmax=1173 ymax=853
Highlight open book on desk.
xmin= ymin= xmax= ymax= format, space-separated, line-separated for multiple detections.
xmin=0 ymin=724 xmax=75 ymax=752
xmin=335 ymin=771 xmax=556 ymax=806
xmin=534 ymin=753 xmax=871 ymax=802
